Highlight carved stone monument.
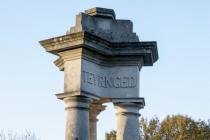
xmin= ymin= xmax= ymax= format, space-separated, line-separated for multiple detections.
xmin=39 ymin=7 xmax=158 ymax=140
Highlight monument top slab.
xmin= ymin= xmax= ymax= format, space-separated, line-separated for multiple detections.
xmin=68 ymin=7 xmax=139 ymax=43
xmin=85 ymin=7 xmax=116 ymax=19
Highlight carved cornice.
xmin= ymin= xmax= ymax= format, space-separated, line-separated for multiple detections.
xmin=40 ymin=31 xmax=158 ymax=66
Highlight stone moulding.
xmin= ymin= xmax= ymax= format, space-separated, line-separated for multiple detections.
xmin=39 ymin=31 xmax=158 ymax=67
xmin=56 ymin=92 xmax=145 ymax=105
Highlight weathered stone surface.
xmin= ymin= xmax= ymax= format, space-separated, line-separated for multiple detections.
xmin=113 ymin=98 xmax=145 ymax=140
xmin=81 ymin=59 xmax=140 ymax=99
xmin=89 ymin=103 xmax=106 ymax=140
xmin=40 ymin=32 xmax=158 ymax=67
xmin=63 ymin=96 xmax=92 ymax=140
xmin=68 ymin=7 xmax=138 ymax=43
xmin=85 ymin=7 xmax=116 ymax=19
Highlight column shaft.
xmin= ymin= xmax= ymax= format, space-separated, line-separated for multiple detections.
xmin=64 ymin=96 xmax=91 ymax=140
xmin=89 ymin=103 xmax=106 ymax=140
xmin=89 ymin=116 xmax=97 ymax=140
xmin=114 ymin=102 xmax=142 ymax=140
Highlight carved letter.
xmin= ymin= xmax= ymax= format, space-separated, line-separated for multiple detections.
xmin=98 ymin=75 xmax=106 ymax=88
xmin=87 ymin=72 xmax=94 ymax=84
xmin=106 ymin=77 xmax=114 ymax=88
xmin=121 ymin=76 xmax=129 ymax=88
xmin=113 ymin=77 xmax=121 ymax=88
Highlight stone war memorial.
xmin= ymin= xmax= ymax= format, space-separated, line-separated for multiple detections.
xmin=39 ymin=7 xmax=158 ymax=140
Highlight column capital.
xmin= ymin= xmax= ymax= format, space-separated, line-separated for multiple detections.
xmin=89 ymin=103 xmax=106 ymax=121
xmin=113 ymin=98 xmax=145 ymax=116
xmin=90 ymin=103 xmax=106 ymax=112
xmin=112 ymin=98 xmax=145 ymax=105
xmin=62 ymin=96 xmax=92 ymax=111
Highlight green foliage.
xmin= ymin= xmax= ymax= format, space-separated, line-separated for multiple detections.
xmin=140 ymin=115 xmax=210 ymax=140
xmin=105 ymin=130 xmax=116 ymax=140
xmin=140 ymin=117 xmax=160 ymax=140
xmin=0 ymin=130 xmax=40 ymax=140
xmin=105 ymin=115 xmax=210 ymax=140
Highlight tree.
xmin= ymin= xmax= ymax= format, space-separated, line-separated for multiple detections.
xmin=140 ymin=117 xmax=160 ymax=140
xmin=105 ymin=115 xmax=210 ymax=140
xmin=0 ymin=130 xmax=40 ymax=140
xmin=140 ymin=115 xmax=210 ymax=140
xmin=105 ymin=130 xmax=116 ymax=140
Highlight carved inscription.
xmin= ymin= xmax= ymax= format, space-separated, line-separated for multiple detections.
xmin=82 ymin=71 xmax=137 ymax=88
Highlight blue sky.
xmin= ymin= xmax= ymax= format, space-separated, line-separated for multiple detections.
xmin=0 ymin=0 xmax=210 ymax=139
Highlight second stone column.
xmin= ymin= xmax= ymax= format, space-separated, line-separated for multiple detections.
xmin=63 ymin=96 xmax=92 ymax=140
xmin=89 ymin=103 xmax=106 ymax=140
xmin=114 ymin=101 xmax=144 ymax=140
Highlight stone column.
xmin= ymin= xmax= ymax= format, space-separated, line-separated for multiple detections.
xmin=63 ymin=96 xmax=92 ymax=140
xmin=89 ymin=103 xmax=106 ymax=140
xmin=114 ymin=101 xmax=144 ymax=140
